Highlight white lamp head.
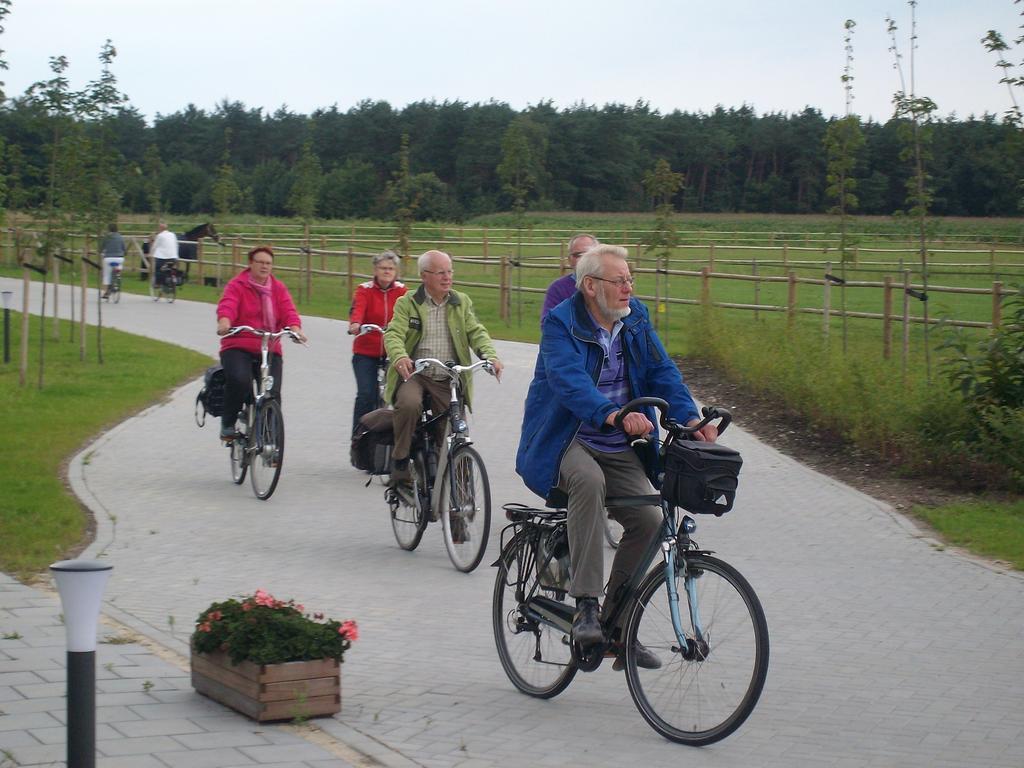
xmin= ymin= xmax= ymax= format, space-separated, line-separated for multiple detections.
xmin=1 ymin=291 xmax=11 ymax=310
xmin=49 ymin=560 xmax=113 ymax=652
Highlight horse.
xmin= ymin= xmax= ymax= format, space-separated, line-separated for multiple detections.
xmin=177 ymin=222 xmax=220 ymax=262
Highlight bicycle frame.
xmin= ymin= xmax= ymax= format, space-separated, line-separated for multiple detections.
xmin=409 ymin=358 xmax=494 ymax=514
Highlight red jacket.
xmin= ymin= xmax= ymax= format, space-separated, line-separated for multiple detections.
xmin=217 ymin=270 xmax=302 ymax=356
xmin=349 ymin=278 xmax=408 ymax=357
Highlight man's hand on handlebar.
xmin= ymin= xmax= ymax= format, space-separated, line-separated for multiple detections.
xmin=348 ymin=322 xmax=361 ymax=335
xmin=686 ymin=419 xmax=719 ymax=443
xmin=395 ymin=356 xmax=415 ymax=381
xmin=288 ymin=326 xmax=308 ymax=344
xmin=489 ymin=358 xmax=504 ymax=382
xmin=607 ymin=409 xmax=655 ymax=437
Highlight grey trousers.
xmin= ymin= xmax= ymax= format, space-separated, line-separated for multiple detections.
xmin=558 ymin=440 xmax=662 ymax=626
xmin=392 ymin=375 xmax=450 ymax=461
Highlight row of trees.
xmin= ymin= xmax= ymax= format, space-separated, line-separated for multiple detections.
xmin=0 ymin=15 xmax=1021 ymax=225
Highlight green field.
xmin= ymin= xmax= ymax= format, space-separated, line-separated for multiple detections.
xmin=0 ymin=316 xmax=210 ymax=578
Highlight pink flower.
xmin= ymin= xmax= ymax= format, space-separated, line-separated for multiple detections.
xmin=241 ymin=602 xmax=252 ymax=612
xmin=208 ymin=611 xmax=222 ymax=622
xmin=253 ymin=589 xmax=276 ymax=607
xmin=338 ymin=620 xmax=359 ymax=642
xmin=199 ymin=622 xmax=212 ymax=633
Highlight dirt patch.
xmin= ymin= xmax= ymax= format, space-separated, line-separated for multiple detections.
xmin=679 ymin=357 xmax=973 ymax=513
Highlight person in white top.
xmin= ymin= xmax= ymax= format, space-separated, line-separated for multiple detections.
xmin=150 ymin=223 xmax=179 ymax=290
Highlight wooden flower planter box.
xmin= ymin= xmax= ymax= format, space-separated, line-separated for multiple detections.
xmin=191 ymin=649 xmax=341 ymax=722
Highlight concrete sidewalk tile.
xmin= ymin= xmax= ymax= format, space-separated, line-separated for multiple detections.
xmin=98 ymin=733 xmax=187 ymax=756
xmin=155 ymin=747 xmax=259 ymax=767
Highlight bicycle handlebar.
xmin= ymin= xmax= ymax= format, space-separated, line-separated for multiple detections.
xmin=613 ymin=397 xmax=732 ymax=438
xmin=356 ymin=323 xmax=385 ymax=336
xmin=225 ymin=325 xmax=306 ymax=344
xmin=412 ymin=357 xmax=496 ymax=379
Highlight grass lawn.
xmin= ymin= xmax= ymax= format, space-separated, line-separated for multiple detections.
xmin=914 ymin=501 xmax=1024 ymax=570
xmin=1 ymin=315 xmax=211 ymax=579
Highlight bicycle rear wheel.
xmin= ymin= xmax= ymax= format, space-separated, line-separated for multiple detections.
xmin=390 ymin=452 xmax=428 ymax=550
xmin=439 ymin=446 xmax=491 ymax=573
xmin=492 ymin=533 xmax=577 ymax=698
xmin=249 ymin=399 xmax=284 ymax=500
xmin=624 ymin=553 xmax=768 ymax=746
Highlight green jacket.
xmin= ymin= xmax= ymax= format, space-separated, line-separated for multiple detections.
xmin=383 ymin=285 xmax=498 ymax=408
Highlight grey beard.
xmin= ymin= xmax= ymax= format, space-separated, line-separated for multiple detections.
xmin=596 ymin=290 xmax=631 ymax=322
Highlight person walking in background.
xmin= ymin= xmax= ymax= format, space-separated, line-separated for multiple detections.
xmin=100 ymin=223 xmax=126 ymax=299
xmin=540 ymin=233 xmax=598 ymax=322
xmin=216 ymin=246 xmax=307 ymax=441
xmin=348 ymin=250 xmax=407 ymax=433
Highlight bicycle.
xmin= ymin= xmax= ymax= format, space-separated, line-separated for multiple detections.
xmin=355 ymin=323 xmax=388 ymax=410
xmin=386 ymin=357 xmax=497 ymax=572
xmin=222 ymin=325 xmax=305 ymax=500
xmin=150 ymin=259 xmax=180 ymax=302
xmin=104 ymin=263 xmax=123 ymax=303
xmin=492 ymin=398 xmax=768 ymax=746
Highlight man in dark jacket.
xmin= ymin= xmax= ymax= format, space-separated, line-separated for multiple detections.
xmin=516 ymin=243 xmax=717 ymax=667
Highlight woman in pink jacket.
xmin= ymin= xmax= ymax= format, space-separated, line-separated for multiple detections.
xmin=216 ymin=246 xmax=307 ymax=440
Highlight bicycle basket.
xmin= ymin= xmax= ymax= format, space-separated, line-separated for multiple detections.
xmin=194 ymin=365 xmax=226 ymax=425
xmin=662 ymin=439 xmax=743 ymax=515
xmin=351 ymin=407 xmax=394 ymax=474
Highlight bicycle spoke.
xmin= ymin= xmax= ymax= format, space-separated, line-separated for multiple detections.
xmin=441 ymin=446 xmax=491 ymax=572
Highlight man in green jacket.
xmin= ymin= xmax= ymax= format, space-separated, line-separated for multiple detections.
xmin=383 ymin=250 xmax=504 ymax=485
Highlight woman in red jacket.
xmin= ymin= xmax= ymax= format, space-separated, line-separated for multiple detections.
xmin=216 ymin=246 xmax=307 ymax=440
xmin=348 ymin=250 xmax=407 ymax=433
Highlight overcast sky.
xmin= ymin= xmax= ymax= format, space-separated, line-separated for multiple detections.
xmin=3 ymin=0 xmax=1021 ymax=125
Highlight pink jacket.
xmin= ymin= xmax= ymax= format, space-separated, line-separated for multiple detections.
xmin=217 ymin=269 xmax=302 ymax=356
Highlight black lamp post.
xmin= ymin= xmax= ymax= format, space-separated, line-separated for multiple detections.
xmin=1 ymin=290 xmax=11 ymax=364
xmin=49 ymin=559 xmax=112 ymax=768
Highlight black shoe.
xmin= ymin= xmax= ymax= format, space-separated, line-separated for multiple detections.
xmin=572 ymin=598 xmax=604 ymax=649
xmin=610 ymin=640 xmax=662 ymax=671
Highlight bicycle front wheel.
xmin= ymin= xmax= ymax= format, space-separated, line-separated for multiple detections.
xmin=390 ymin=452 xmax=428 ymax=551
xmin=624 ymin=553 xmax=769 ymax=746
xmin=249 ymin=399 xmax=284 ymax=500
xmin=439 ymin=446 xmax=491 ymax=573
xmin=493 ymin=534 xmax=577 ymax=698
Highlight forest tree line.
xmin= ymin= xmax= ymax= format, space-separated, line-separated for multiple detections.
xmin=1 ymin=95 xmax=1021 ymax=222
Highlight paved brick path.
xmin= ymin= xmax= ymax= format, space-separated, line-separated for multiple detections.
xmin=2 ymin=277 xmax=1023 ymax=767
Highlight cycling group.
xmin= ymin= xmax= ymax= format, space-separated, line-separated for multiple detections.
xmin=97 ymin=222 xmax=185 ymax=304
xmin=211 ymin=236 xmax=767 ymax=744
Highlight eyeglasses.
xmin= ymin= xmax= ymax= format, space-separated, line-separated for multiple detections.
xmin=251 ymin=260 xmax=273 ymax=266
xmin=588 ymin=275 xmax=635 ymax=288
xmin=422 ymin=269 xmax=454 ymax=277
xmin=570 ymin=252 xmax=587 ymax=259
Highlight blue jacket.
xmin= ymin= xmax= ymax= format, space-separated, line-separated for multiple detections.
xmin=516 ymin=292 xmax=700 ymax=504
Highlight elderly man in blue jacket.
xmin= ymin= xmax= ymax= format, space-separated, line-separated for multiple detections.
xmin=516 ymin=243 xmax=718 ymax=667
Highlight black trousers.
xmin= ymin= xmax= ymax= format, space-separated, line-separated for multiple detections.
xmin=220 ymin=348 xmax=283 ymax=428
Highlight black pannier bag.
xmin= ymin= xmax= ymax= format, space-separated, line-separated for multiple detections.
xmin=351 ymin=408 xmax=394 ymax=474
xmin=194 ymin=365 xmax=226 ymax=426
xmin=662 ymin=439 xmax=743 ymax=515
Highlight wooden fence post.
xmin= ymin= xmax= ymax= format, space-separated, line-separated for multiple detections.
xmin=483 ymin=228 xmax=489 ymax=261
xmin=320 ymin=236 xmax=327 ymax=272
xmin=990 ymin=247 xmax=996 ymax=272
xmin=883 ymin=276 xmax=893 ymax=360
xmin=992 ymin=281 xmax=1003 ymax=330
xmin=304 ymin=222 xmax=312 ymax=300
xmin=559 ymin=240 xmax=567 ymax=275
xmin=197 ymin=239 xmax=205 ymax=286
xmin=787 ymin=271 xmax=797 ymax=330
xmin=783 ymin=243 xmax=789 ymax=268
xmin=822 ymin=263 xmax=831 ymax=342
xmin=752 ymin=260 xmax=760 ymax=321
xmin=232 ymin=238 xmax=240 ymax=271
xmin=708 ymin=242 xmax=715 ymax=272
xmin=347 ymin=247 xmax=354 ymax=301
xmin=499 ymin=255 xmax=510 ymax=322
xmin=700 ymin=266 xmax=711 ymax=306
